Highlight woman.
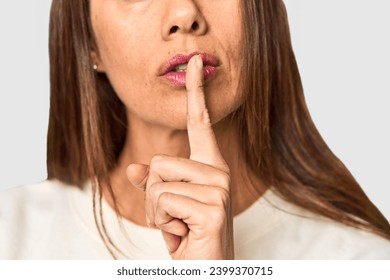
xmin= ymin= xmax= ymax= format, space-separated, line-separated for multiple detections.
xmin=0 ymin=0 xmax=389 ymax=259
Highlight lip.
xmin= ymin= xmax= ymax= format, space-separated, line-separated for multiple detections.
xmin=159 ymin=52 xmax=220 ymax=87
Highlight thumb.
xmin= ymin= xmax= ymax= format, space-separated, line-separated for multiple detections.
xmin=126 ymin=163 xmax=149 ymax=190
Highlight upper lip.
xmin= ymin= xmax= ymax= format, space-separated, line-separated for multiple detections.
xmin=159 ymin=52 xmax=220 ymax=75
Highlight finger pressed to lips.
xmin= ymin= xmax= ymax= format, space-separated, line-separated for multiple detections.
xmin=126 ymin=55 xmax=229 ymax=194
xmin=126 ymin=55 xmax=232 ymax=257
xmin=186 ymin=55 xmax=228 ymax=171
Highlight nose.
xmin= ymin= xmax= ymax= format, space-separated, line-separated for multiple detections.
xmin=162 ymin=0 xmax=207 ymax=40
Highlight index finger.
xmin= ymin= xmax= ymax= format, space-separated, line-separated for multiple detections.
xmin=186 ymin=55 xmax=226 ymax=169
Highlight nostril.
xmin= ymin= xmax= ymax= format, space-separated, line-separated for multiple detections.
xmin=191 ymin=21 xmax=199 ymax=31
xmin=169 ymin=22 xmax=199 ymax=34
xmin=170 ymin=26 xmax=179 ymax=34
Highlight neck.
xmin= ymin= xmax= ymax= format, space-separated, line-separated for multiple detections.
xmin=105 ymin=114 xmax=267 ymax=227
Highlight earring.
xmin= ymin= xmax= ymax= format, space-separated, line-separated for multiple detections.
xmin=93 ymin=64 xmax=98 ymax=71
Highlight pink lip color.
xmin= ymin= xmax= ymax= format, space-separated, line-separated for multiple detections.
xmin=164 ymin=65 xmax=217 ymax=87
xmin=160 ymin=52 xmax=219 ymax=87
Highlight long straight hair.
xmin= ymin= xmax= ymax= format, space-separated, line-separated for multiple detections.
xmin=47 ymin=0 xmax=390 ymax=256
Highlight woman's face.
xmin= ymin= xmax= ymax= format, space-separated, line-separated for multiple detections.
xmin=90 ymin=0 xmax=243 ymax=129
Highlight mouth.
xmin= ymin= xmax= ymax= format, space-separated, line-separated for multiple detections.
xmin=159 ymin=52 xmax=220 ymax=87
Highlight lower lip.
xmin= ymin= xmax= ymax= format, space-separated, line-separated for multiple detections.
xmin=163 ymin=65 xmax=217 ymax=87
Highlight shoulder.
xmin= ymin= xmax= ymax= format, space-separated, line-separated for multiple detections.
xmin=0 ymin=180 xmax=84 ymax=259
xmin=1 ymin=179 xmax=69 ymax=208
xmin=235 ymin=190 xmax=390 ymax=259
xmin=2 ymin=179 xmax=74 ymax=195
xmin=280 ymin=206 xmax=390 ymax=259
xmin=0 ymin=180 xmax=75 ymax=225
xmin=0 ymin=180 xmax=74 ymax=217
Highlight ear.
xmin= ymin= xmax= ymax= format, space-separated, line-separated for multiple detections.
xmin=91 ymin=50 xmax=106 ymax=73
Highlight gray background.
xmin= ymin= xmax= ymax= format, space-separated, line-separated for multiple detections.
xmin=0 ymin=1 xmax=389 ymax=219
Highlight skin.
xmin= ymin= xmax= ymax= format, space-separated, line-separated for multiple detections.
xmin=90 ymin=0 xmax=266 ymax=259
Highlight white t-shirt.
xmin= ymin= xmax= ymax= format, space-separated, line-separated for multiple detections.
xmin=0 ymin=180 xmax=389 ymax=259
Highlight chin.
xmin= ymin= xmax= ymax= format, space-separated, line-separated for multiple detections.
xmin=141 ymin=107 xmax=230 ymax=131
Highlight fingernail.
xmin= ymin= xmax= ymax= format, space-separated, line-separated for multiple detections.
xmin=196 ymin=55 xmax=203 ymax=70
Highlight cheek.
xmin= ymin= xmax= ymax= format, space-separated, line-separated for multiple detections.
xmin=94 ymin=26 xmax=158 ymax=110
xmin=208 ymin=49 xmax=243 ymax=122
xmin=93 ymin=12 xmax=153 ymax=86
xmin=93 ymin=37 xmax=187 ymax=126
xmin=207 ymin=14 xmax=243 ymax=118
xmin=206 ymin=80 xmax=242 ymax=125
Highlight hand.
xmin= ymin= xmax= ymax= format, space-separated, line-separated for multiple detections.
xmin=126 ymin=55 xmax=234 ymax=259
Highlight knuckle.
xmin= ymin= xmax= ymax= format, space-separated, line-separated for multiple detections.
xmin=153 ymin=192 xmax=172 ymax=227
xmin=218 ymin=172 xmax=231 ymax=189
xmin=201 ymin=110 xmax=212 ymax=126
xmin=221 ymin=163 xmax=231 ymax=175
xmin=187 ymin=109 xmax=211 ymax=127
xmin=148 ymin=182 xmax=164 ymax=200
xmin=208 ymin=207 xmax=226 ymax=227
xmin=158 ymin=192 xmax=172 ymax=207
xmin=150 ymin=154 xmax=166 ymax=170
xmin=154 ymin=216 xmax=164 ymax=228
xmin=212 ymin=187 xmax=231 ymax=207
xmin=200 ymin=109 xmax=212 ymax=126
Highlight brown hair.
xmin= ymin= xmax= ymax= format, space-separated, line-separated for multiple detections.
xmin=47 ymin=0 xmax=390 ymax=255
